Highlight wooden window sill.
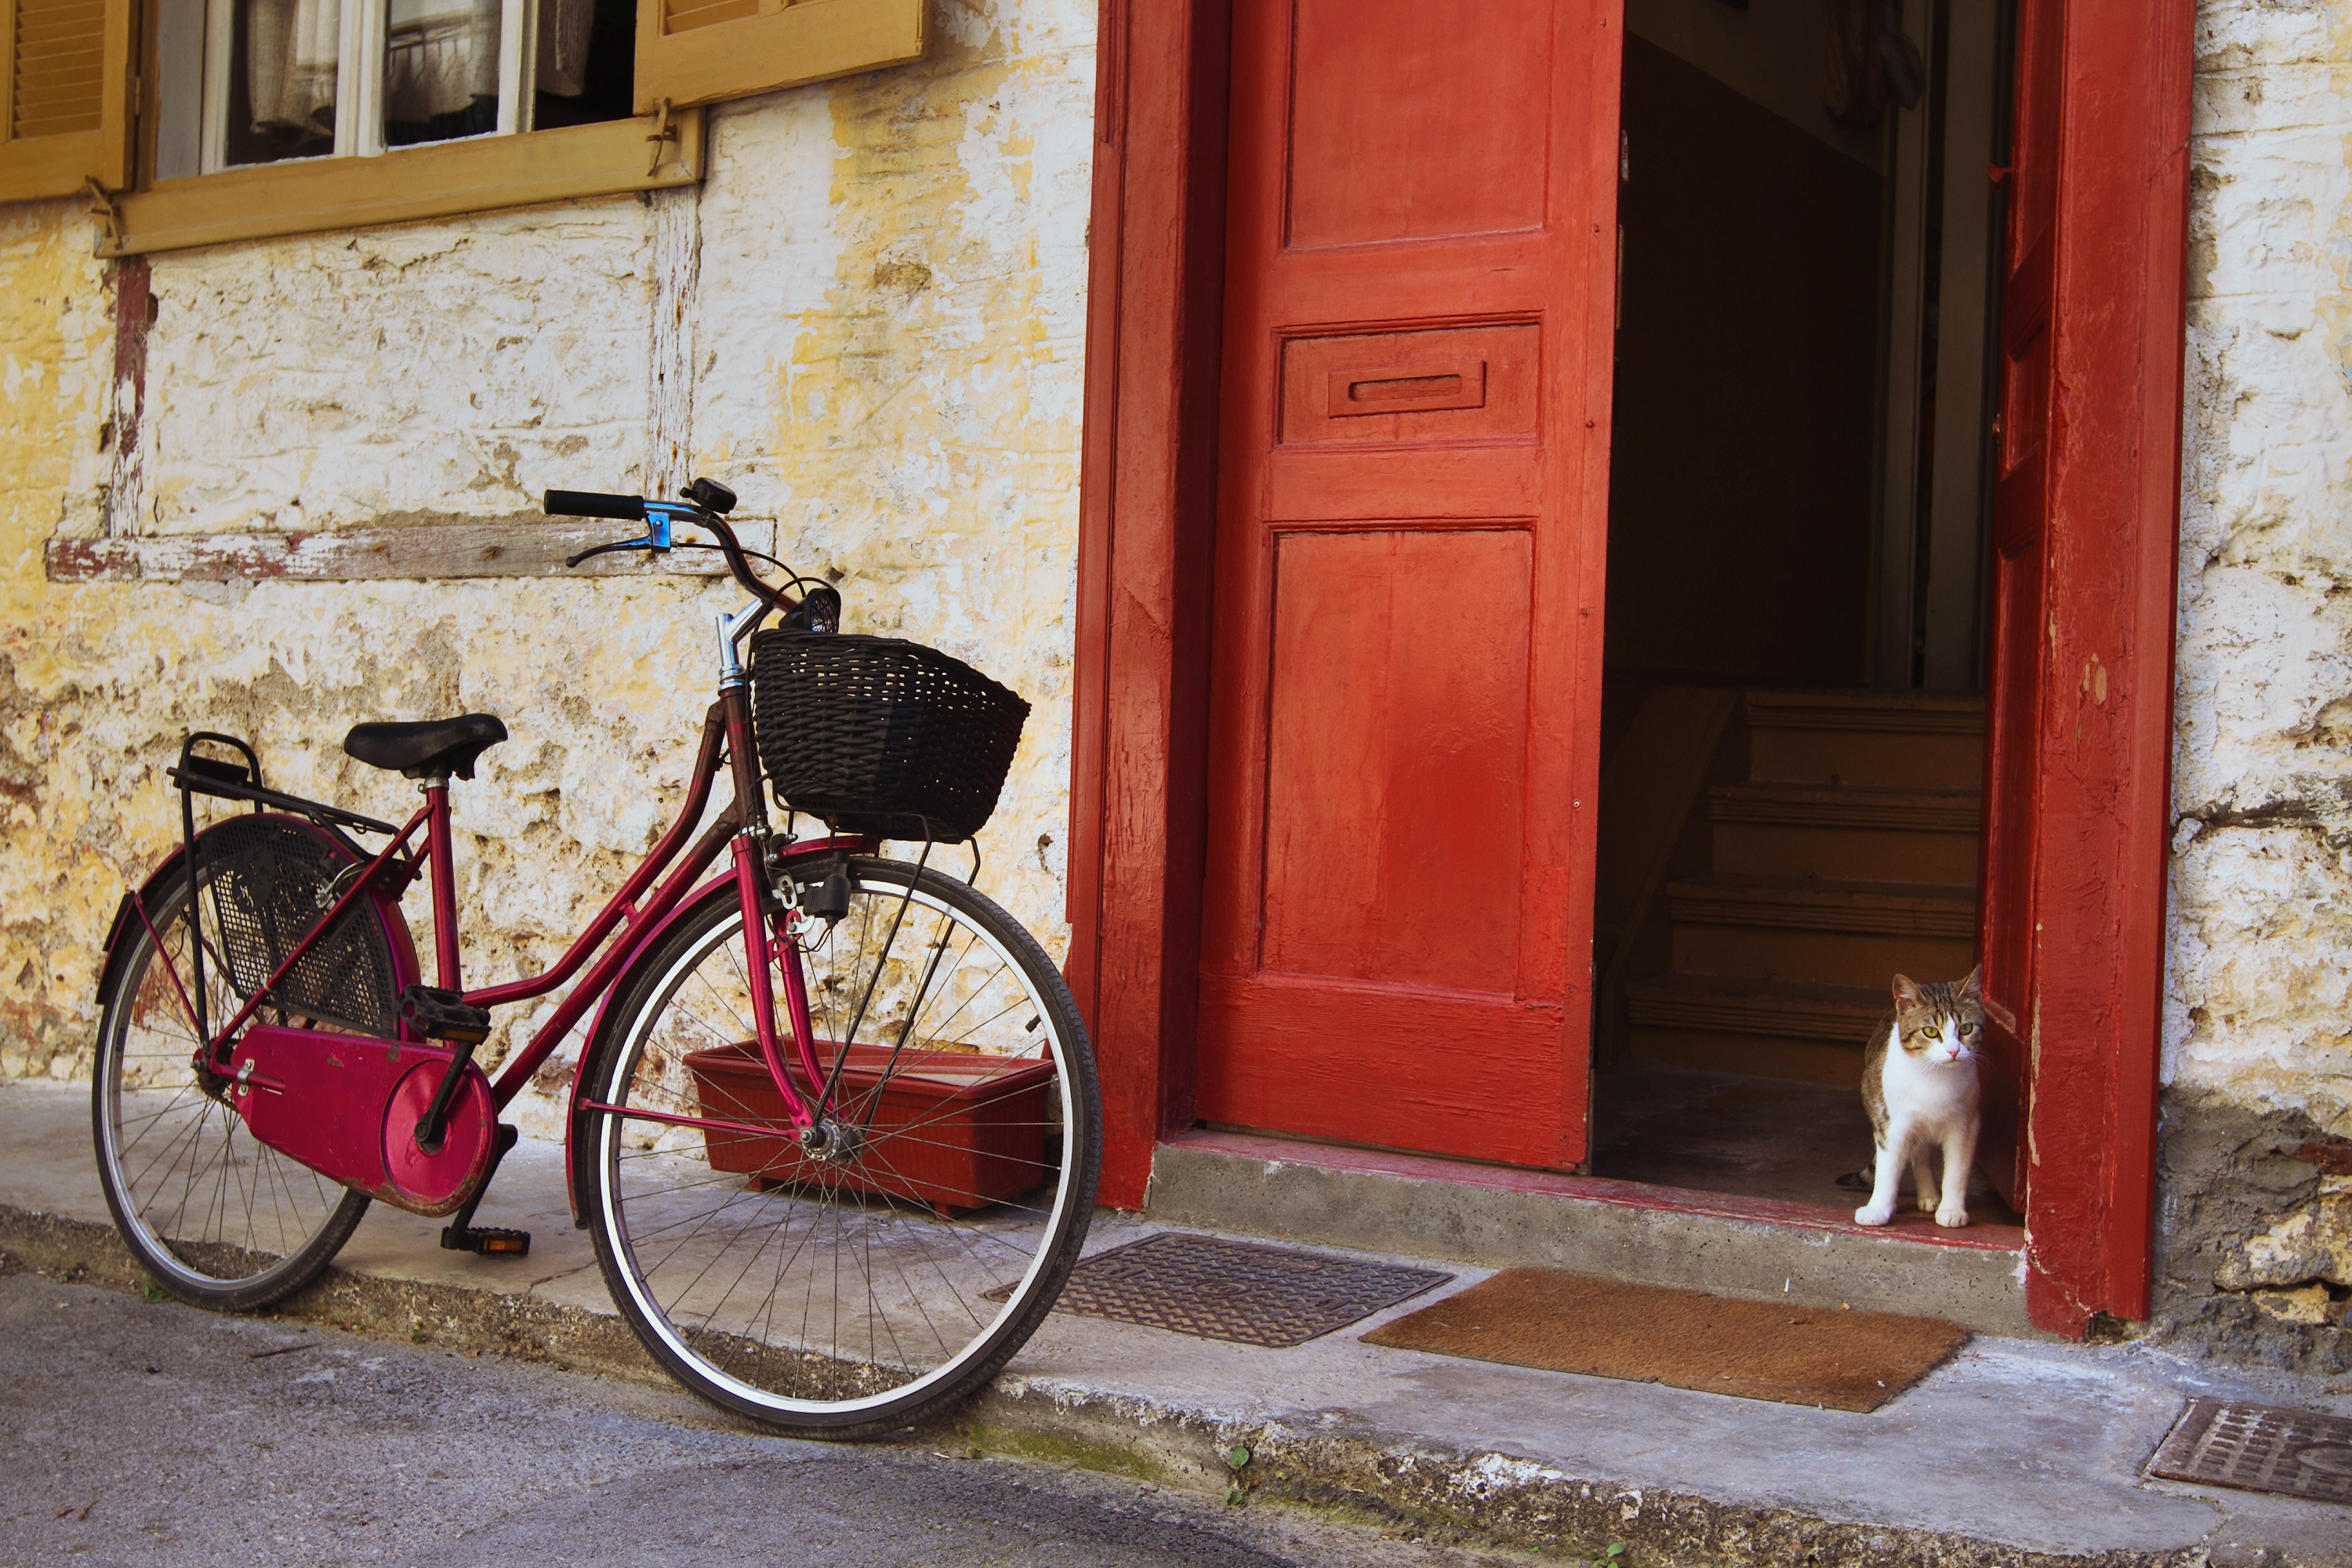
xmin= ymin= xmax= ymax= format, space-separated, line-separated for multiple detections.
xmin=98 ymin=111 xmax=703 ymax=257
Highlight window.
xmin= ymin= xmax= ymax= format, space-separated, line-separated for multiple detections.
xmin=147 ymin=0 xmax=639 ymax=179
xmin=0 ymin=0 xmax=923 ymax=250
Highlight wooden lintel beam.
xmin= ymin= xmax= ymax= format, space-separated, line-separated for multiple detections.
xmin=45 ymin=520 xmax=781 ymax=585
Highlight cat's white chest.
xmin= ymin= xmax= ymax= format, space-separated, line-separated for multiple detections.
xmin=1876 ymin=1023 xmax=1980 ymax=1131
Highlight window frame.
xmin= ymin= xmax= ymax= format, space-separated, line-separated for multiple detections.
xmin=0 ymin=0 xmax=920 ymax=249
xmin=107 ymin=0 xmax=695 ymax=255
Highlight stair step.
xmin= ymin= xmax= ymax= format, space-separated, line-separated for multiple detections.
xmin=1665 ymin=874 xmax=1976 ymax=987
xmin=1711 ymin=782 xmax=1980 ymax=833
xmin=1711 ymin=783 xmax=1980 ymax=882
xmin=1745 ymin=691 xmax=1985 ymax=788
xmin=1744 ymin=691 xmax=1986 ymax=735
xmin=1624 ymin=973 xmax=1890 ymax=1086
xmin=1666 ymin=873 xmax=1975 ymax=938
xmin=1625 ymin=973 xmax=1889 ymax=1042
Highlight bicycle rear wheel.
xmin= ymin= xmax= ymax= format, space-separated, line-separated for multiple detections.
xmin=93 ymin=817 xmax=398 ymax=1310
xmin=576 ymin=857 xmax=1100 ymax=1437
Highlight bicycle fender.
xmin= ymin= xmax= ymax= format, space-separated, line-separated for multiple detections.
xmin=97 ymin=847 xmax=192 ymax=1015
xmin=561 ymin=836 xmax=875 ymax=1226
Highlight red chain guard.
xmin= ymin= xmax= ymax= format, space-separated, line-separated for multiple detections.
xmin=232 ymin=1025 xmax=496 ymax=1218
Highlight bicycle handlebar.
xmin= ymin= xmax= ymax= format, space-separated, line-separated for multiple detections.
xmin=543 ymin=489 xmax=644 ymax=522
xmin=543 ymin=483 xmax=797 ymax=619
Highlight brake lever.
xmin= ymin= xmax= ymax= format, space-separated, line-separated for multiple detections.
xmin=564 ymin=538 xmax=666 ymax=569
xmin=564 ymin=503 xmax=693 ymax=569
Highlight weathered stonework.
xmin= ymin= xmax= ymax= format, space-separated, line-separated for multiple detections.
xmin=0 ymin=0 xmax=1094 ymax=1145
xmin=2158 ymin=0 xmax=2352 ymax=1364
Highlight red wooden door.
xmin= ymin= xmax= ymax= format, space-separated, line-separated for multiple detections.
xmin=1977 ymin=0 xmax=2063 ymax=1212
xmin=1194 ymin=0 xmax=1620 ymax=1171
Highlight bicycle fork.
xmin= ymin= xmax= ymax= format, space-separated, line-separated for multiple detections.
xmin=731 ymin=834 xmax=837 ymax=1138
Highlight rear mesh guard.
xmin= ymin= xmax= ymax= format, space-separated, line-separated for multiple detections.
xmin=200 ymin=816 xmax=398 ymax=1036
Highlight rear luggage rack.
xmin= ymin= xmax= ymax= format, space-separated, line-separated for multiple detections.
xmin=169 ymin=731 xmax=399 ymax=843
xmin=164 ymin=731 xmax=412 ymax=1047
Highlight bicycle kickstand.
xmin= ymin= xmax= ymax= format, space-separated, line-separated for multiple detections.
xmin=440 ymin=1123 xmax=530 ymax=1257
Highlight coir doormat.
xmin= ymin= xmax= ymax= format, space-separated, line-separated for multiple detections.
xmin=1361 ymin=1268 xmax=1969 ymax=1412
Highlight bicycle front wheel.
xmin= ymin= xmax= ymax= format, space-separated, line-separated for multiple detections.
xmin=577 ymin=857 xmax=1100 ymax=1437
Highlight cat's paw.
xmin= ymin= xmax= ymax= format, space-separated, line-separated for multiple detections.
xmin=1935 ymin=1203 xmax=1969 ymax=1229
xmin=1915 ymin=1192 xmax=1939 ymax=1214
xmin=1854 ymin=1202 xmax=1895 ymax=1227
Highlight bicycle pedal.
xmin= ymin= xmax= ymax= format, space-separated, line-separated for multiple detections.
xmin=441 ymin=1225 xmax=530 ymax=1256
xmin=400 ymin=984 xmax=492 ymax=1044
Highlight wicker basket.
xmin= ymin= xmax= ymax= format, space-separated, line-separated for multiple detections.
xmin=749 ymin=631 xmax=1029 ymax=841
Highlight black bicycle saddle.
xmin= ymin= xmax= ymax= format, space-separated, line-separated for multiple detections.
xmin=343 ymin=714 xmax=509 ymax=780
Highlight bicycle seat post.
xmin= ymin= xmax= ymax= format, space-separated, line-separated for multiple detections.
xmin=423 ymin=771 xmax=463 ymax=992
xmin=407 ymin=768 xmax=492 ymax=1157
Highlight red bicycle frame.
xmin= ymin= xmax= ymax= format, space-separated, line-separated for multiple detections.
xmin=167 ymin=684 xmax=865 ymax=1142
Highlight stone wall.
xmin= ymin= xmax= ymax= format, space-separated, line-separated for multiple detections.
xmin=0 ymin=0 xmax=1094 ymax=1141
xmin=2159 ymin=0 xmax=2352 ymax=1366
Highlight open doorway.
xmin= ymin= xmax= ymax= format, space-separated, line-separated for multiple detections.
xmin=1588 ymin=0 xmax=2021 ymax=1225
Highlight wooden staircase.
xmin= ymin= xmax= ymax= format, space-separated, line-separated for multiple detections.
xmin=1620 ymin=691 xmax=1985 ymax=1085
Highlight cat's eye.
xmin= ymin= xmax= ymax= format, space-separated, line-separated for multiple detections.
xmin=1961 ymin=1022 xmax=1977 ymax=1036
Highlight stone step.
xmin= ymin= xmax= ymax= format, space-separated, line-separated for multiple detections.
xmin=1146 ymin=1127 xmax=2033 ymax=1338
xmin=1666 ymin=873 xmax=1977 ymax=988
xmin=1710 ymin=782 xmax=1980 ymax=882
xmin=1744 ymin=691 xmax=1985 ymax=789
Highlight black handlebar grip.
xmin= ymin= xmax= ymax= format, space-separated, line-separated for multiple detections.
xmin=543 ymin=489 xmax=645 ymax=522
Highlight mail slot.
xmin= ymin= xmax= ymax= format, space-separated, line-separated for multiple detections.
xmin=1280 ymin=324 xmax=1537 ymax=445
xmin=1327 ymin=360 xmax=1487 ymax=417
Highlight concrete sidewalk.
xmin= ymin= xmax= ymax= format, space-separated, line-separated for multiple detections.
xmin=5 ymin=1078 xmax=2347 ymax=1566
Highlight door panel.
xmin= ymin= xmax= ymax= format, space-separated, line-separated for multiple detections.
xmin=1977 ymin=0 xmax=2063 ymax=1212
xmin=1261 ymin=528 xmax=1532 ymax=991
xmin=1198 ymin=0 xmax=1617 ymax=1171
xmin=1285 ymin=0 xmax=1554 ymax=245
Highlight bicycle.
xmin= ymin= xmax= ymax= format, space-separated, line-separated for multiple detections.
xmin=87 ymin=477 xmax=1102 ymax=1438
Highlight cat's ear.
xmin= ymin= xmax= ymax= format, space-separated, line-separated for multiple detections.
xmin=1892 ymin=974 xmax=1922 ymax=1008
xmin=1961 ymin=965 xmax=1983 ymax=1000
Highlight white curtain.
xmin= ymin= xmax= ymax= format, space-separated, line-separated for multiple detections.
xmin=246 ymin=0 xmax=340 ymax=136
xmin=385 ymin=0 xmax=500 ymax=123
xmin=536 ymin=0 xmax=594 ymax=97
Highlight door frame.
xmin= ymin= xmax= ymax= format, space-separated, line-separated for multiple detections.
xmin=1065 ymin=0 xmax=2193 ymax=1335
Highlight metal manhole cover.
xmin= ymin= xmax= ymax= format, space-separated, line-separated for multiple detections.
xmin=1011 ymin=1232 xmax=1452 ymax=1348
xmin=2147 ymin=1398 xmax=2352 ymax=1504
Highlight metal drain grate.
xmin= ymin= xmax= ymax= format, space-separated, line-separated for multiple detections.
xmin=2147 ymin=1398 xmax=2352 ymax=1504
xmin=1021 ymin=1232 xmax=1452 ymax=1348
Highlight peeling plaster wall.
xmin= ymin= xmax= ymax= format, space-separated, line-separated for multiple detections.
xmin=2160 ymin=0 xmax=2352 ymax=1364
xmin=0 ymin=0 xmax=1094 ymax=1142
xmin=1 ymin=198 xmax=116 ymax=1074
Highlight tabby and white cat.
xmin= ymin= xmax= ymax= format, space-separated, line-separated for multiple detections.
xmin=1854 ymin=968 xmax=1983 ymax=1229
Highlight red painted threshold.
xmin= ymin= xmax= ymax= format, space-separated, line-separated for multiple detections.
xmin=1160 ymin=1129 xmax=2026 ymax=1254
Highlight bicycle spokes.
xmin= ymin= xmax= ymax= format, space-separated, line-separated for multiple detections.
xmin=580 ymin=861 xmax=1098 ymax=1431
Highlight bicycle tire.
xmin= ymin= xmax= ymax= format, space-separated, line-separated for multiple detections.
xmin=576 ymin=857 xmax=1100 ymax=1437
xmin=92 ymin=818 xmax=396 ymax=1310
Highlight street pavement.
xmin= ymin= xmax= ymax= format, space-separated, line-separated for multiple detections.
xmin=0 ymin=1263 xmax=1534 ymax=1568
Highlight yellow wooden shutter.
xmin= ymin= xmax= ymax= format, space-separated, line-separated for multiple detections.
xmin=634 ymin=0 xmax=921 ymax=115
xmin=1 ymin=0 xmax=132 ymax=203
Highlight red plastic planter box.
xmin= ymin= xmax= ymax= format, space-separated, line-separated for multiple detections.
xmin=682 ymin=1040 xmax=1057 ymax=1216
